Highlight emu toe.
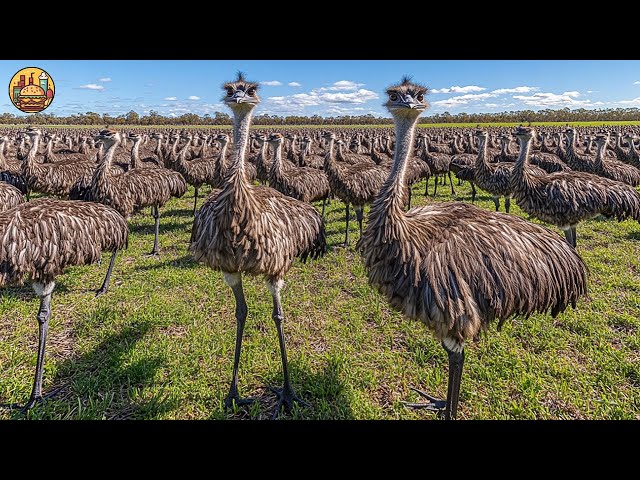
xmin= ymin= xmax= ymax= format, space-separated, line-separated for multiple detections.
xmin=268 ymin=385 xmax=309 ymax=419
xmin=401 ymin=387 xmax=446 ymax=415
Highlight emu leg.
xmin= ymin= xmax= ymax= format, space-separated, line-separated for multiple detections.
xmin=433 ymin=175 xmax=438 ymax=197
xmin=145 ymin=205 xmax=160 ymax=257
xmin=443 ymin=344 xmax=465 ymax=420
xmin=470 ymin=182 xmax=477 ymax=203
xmin=571 ymin=225 xmax=577 ymax=248
xmin=343 ymin=202 xmax=351 ymax=246
xmin=355 ymin=206 xmax=364 ymax=238
xmin=223 ymin=273 xmax=256 ymax=409
xmin=402 ymin=342 xmax=465 ymax=420
xmin=492 ymin=196 xmax=500 ymax=211
xmin=407 ymin=185 xmax=412 ymax=210
xmin=267 ymin=278 xmax=309 ymax=419
xmin=449 ymin=171 xmax=455 ymax=195
xmin=193 ymin=186 xmax=199 ymax=216
xmin=321 ymin=197 xmax=327 ymax=220
xmin=0 ymin=283 xmax=56 ymax=412
xmin=95 ymin=250 xmax=118 ymax=297
xmin=505 ymin=196 xmax=511 ymax=214
xmin=424 ymin=178 xmax=429 ymax=197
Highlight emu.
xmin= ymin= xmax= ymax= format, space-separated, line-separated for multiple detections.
xmin=357 ymin=78 xmax=587 ymax=420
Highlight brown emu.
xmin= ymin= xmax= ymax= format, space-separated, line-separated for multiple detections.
xmin=88 ymin=130 xmax=187 ymax=256
xmin=592 ymin=134 xmax=640 ymax=186
xmin=189 ymin=74 xmax=326 ymax=417
xmin=174 ymin=132 xmax=218 ymax=215
xmin=0 ymin=199 xmax=127 ymax=411
xmin=357 ymin=78 xmax=587 ymax=420
xmin=21 ymin=128 xmax=95 ymax=198
xmin=510 ymin=126 xmax=640 ymax=247
xmin=0 ymin=182 xmax=25 ymax=210
xmin=323 ymin=132 xmax=388 ymax=245
xmin=267 ymin=133 xmax=330 ymax=218
xmin=0 ymin=136 xmax=27 ymax=195
xmin=473 ymin=130 xmax=513 ymax=212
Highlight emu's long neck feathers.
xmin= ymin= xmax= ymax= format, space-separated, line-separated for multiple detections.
xmin=475 ymin=136 xmax=489 ymax=168
xmin=371 ymin=114 xmax=419 ymax=219
xmin=27 ymin=135 xmax=40 ymax=164
xmin=100 ymin=140 xmax=117 ymax=171
xmin=323 ymin=138 xmax=336 ymax=172
xmin=0 ymin=143 xmax=6 ymax=169
xmin=131 ymin=140 xmax=141 ymax=168
xmin=594 ymin=141 xmax=605 ymax=167
xmin=228 ymin=107 xmax=253 ymax=183
xmin=272 ymin=142 xmax=283 ymax=174
xmin=513 ymin=135 xmax=532 ymax=180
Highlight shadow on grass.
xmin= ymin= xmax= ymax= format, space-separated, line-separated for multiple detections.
xmin=626 ymin=230 xmax=640 ymax=241
xmin=218 ymin=355 xmax=354 ymax=420
xmin=0 ymin=282 xmax=71 ymax=302
xmin=162 ymin=208 xmax=197 ymax=218
xmin=18 ymin=319 xmax=173 ymax=420
xmin=129 ymin=220 xmax=192 ymax=235
xmin=134 ymin=254 xmax=198 ymax=271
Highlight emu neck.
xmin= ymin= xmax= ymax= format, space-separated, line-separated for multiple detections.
xmin=594 ymin=142 xmax=605 ymax=168
xmin=567 ymin=133 xmax=576 ymax=153
xmin=0 ymin=144 xmax=6 ymax=168
xmin=131 ymin=140 xmax=141 ymax=168
xmin=513 ymin=135 xmax=533 ymax=182
xmin=475 ymin=137 xmax=489 ymax=170
xmin=226 ymin=106 xmax=253 ymax=186
xmin=270 ymin=142 xmax=284 ymax=177
xmin=216 ymin=141 xmax=229 ymax=178
xmin=323 ymin=139 xmax=337 ymax=174
xmin=371 ymin=113 xmax=419 ymax=223
xmin=26 ymin=135 xmax=40 ymax=167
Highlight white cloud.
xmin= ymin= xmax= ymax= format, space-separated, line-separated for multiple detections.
xmin=634 ymin=81 xmax=640 ymax=85
xmin=432 ymin=93 xmax=494 ymax=107
xmin=431 ymin=85 xmax=485 ymax=94
xmin=265 ymin=83 xmax=379 ymax=116
xmin=79 ymin=84 xmax=104 ymax=90
xmin=288 ymin=82 xmax=302 ymax=87
xmin=491 ymin=86 xmax=538 ymax=94
xmin=99 ymin=77 xmax=112 ymax=82
xmin=317 ymin=80 xmax=365 ymax=91
xmin=261 ymin=80 xmax=283 ymax=86
xmin=164 ymin=97 xmax=178 ymax=101
xmin=321 ymin=89 xmax=378 ymax=104
xmin=188 ymin=95 xmax=200 ymax=100
xmin=512 ymin=91 xmax=591 ymax=107
xmin=618 ymin=97 xmax=640 ymax=106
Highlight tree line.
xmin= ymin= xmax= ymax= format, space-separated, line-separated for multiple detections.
xmin=1 ymin=107 xmax=639 ymax=126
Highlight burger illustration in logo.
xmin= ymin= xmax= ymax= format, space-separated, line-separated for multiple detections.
xmin=9 ymin=67 xmax=55 ymax=113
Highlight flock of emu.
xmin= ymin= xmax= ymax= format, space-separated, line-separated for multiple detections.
xmin=1 ymin=74 xmax=640 ymax=419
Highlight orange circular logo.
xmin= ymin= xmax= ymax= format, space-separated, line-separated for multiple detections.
xmin=9 ymin=67 xmax=55 ymax=113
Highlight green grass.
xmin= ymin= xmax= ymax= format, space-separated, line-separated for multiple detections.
xmin=1 ymin=178 xmax=639 ymax=420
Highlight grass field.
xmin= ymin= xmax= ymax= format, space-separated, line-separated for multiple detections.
xmin=1 ymin=177 xmax=639 ymax=420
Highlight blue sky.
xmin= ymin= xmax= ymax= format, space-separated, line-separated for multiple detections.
xmin=3 ymin=60 xmax=640 ymax=118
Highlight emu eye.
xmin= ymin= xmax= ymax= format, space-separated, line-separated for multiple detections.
xmin=389 ymin=93 xmax=398 ymax=101
xmin=417 ymin=94 xmax=424 ymax=102
xmin=226 ymin=88 xmax=234 ymax=96
xmin=247 ymin=88 xmax=256 ymax=96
